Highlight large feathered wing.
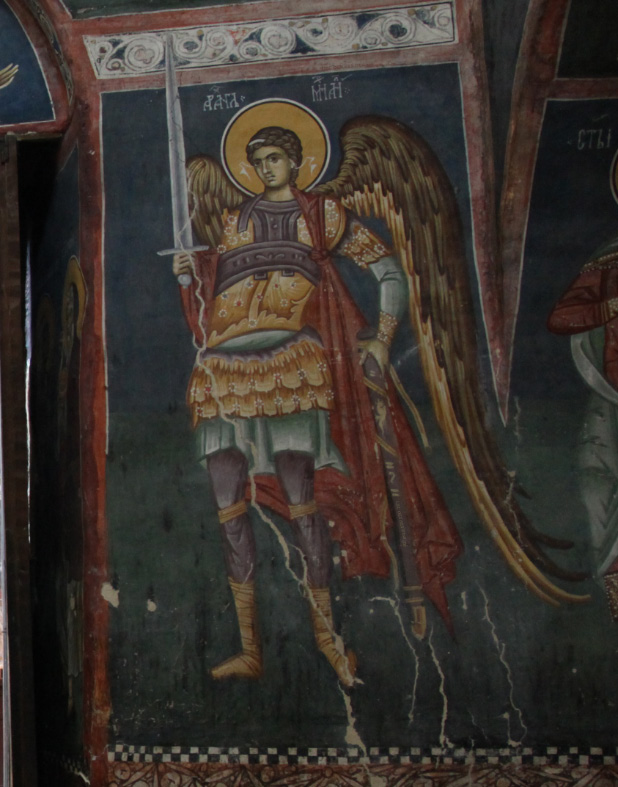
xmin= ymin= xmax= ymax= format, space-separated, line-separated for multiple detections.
xmin=315 ymin=116 xmax=589 ymax=606
xmin=0 ymin=64 xmax=18 ymax=91
xmin=187 ymin=154 xmax=245 ymax=248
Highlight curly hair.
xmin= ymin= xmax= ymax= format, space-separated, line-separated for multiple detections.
xmin=246 ymin=127 xmax=303 ymax=186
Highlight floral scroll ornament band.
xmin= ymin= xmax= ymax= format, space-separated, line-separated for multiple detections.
xmin=221 ymin=99 xmax=331 ymax=196
xmin=83 ymin=4 xmax=455 ymax=79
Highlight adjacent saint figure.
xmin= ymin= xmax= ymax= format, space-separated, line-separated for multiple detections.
xmin=549 ymin=236 xmax=618 ymax=619
xmin=173 ymin=104 xmax=586 ymax=686
xmin=57 ymin=257 xmax=86 ymax=718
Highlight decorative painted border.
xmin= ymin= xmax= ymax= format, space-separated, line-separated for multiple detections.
xmin=103 ymin=758 xmax=618 ymax=787
xmin=23 ymin=0 xmax=74 ymax=101
xmin=108 ymin=744 xmax=618 ymax=765
xmin=83 ymin=2 xmax=455 ymax=79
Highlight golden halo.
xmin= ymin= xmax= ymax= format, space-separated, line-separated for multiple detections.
xmin=221 ymin=99 xmax=330 ymax=196
xmin=611 ymin=147 xmax=618 ymax=206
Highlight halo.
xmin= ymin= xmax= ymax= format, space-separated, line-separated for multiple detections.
xmin=221 ymin=99 xmax=330 ymax=196
xmin=611 ymin=147 xmax=618 ymax=206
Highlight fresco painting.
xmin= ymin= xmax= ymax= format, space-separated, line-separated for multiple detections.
xmin=104 ymin=65 xmax=485 ymax=746
xmin=10 ymin=1 xmax=618 ymax=786
xmin=521 ymin=98 xmax=618 ymax=626
xmin=29 ymin=150 xmax=86 ymax=763
xmin=96 ymin=55 xmax=608 ymax=769
xmin=56 ymin=256 xmax=87 ymax=720
xmin=174 ymin=100 xmax=465 ymax=683
xmin=0 ymin=0 xmax=54 ymax=126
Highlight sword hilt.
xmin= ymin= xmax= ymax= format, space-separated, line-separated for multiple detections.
xmin=404 ymin=585 xmax=427 ymax=640
xmin=157 ymin=245 xmax=210 ymax=288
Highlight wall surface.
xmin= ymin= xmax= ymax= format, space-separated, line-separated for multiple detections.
xmin=16 ymin=0 xmax=618 ymax=785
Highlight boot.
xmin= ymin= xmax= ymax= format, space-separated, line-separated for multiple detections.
xmin=211 ymin=579 xmax=263 ymax=680
xmin=309 ymin=587 xmax=356 ymax=688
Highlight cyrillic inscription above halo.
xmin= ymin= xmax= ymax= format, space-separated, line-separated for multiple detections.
xmin=221 ymin=98 xmax=330 ymax=196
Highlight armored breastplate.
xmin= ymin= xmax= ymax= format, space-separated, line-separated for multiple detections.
xmin=214 ymin=241 xmax=320 ymax=295
xmin=208 ymin=199 xmax=320 ymax=349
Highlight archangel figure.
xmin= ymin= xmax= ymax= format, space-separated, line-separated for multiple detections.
xmin=173 ymin=103 xmax=585 ymax=686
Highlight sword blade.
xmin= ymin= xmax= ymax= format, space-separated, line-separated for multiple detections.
xmin=363 ymin=354 xmax=427 ymax=639
xmin=165 ymin=34 xmax=193 ymax=250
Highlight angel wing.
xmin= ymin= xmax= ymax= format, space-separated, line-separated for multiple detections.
xmin=315 ymin=116 xmax=589 ymax=606
xmin=0 ymin=64 xmax=18 ymax=91
xmin=187 ymin=154 xmax=245 ymax=248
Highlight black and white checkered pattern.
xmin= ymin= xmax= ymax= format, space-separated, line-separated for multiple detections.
xmin=107 ymin=744 xmax=618 ymax=766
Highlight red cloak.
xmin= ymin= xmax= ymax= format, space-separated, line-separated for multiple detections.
xmin=180 ymin=191 xmax=462 ymax=628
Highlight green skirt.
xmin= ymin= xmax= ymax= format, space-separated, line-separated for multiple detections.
xmin=196 ymin=410 xmax=347 ymax=476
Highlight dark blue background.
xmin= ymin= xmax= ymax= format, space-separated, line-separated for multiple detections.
xmin=103 ymin=63 xmax=476 ymax=415
xmin=98 ymin=70 xmax=618 ymax=750
xmin=0 ymin=0 xmax=54 ymax=126
xmin=514 ymin=98 xmax=618 ymax=401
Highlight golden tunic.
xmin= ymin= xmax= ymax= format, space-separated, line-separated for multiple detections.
xmin=188 ymin=196 xmax=389 ymax=424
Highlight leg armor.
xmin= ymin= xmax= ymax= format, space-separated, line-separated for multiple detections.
xmin=274 ymin=450 xmax=332 ymax=587
xmin=208 ymin=449 xmax=262 ymax=679
xmin=208 ymin=448 xmax=256 ymax=583
xmin=274 ymin=451 xmax=355 ymax=686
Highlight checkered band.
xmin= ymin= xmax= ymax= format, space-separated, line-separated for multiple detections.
xmin=108 ymin=744 xmax=618 ymax=765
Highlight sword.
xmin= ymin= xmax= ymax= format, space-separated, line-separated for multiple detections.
xmin=158 ymin=34 xmax=208 ymax=286
xmin=361 ymin=350 xmax=427 ymax=640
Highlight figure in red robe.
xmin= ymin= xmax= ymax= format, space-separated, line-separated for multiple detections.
xmin=172 ymin=114 xmax=586 ymax=686
xmin=549 ymin=237 xmax=618 ymax=618
xmin=174 ymin=125 xmax=461 ymax=686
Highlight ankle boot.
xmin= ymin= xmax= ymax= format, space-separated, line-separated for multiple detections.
xmin=309 ymin=587 xmax=356 ymax=688
xmin=211 ymin=579 xmax=263 ymax=680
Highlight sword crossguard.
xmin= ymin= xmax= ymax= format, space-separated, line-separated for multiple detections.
xmin=406 ymin=598 xmax=427 ymax=641
xmin=157 ymin=245 xmax=210 ymax=288
xmin=404 ymin=585 xmax=427 ymax=640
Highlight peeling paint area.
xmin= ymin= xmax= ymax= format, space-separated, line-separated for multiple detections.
xmin=101 ymin=582 xmax=120 ymax=608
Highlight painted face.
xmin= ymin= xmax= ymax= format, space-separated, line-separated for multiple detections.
xmin=251 ymin=145 xmax=295 ymax=190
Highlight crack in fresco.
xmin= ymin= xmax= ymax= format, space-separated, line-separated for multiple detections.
xmin=466 ymin=710 xmax=485 ymax=748
xmin=369 ymin=595 xmax=420 ymax=725
xmin=338 ymin=684 xmax=367 ymax=754
xmin=477 ymin=584 xmax=527 ymax=746
xmin=427 ymin=627 xmax=452 ymax=749
xmin=244 ymin=467 xmax=358 ymax=691
xmin=189 ymin=261 xmax=358 ymax=699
